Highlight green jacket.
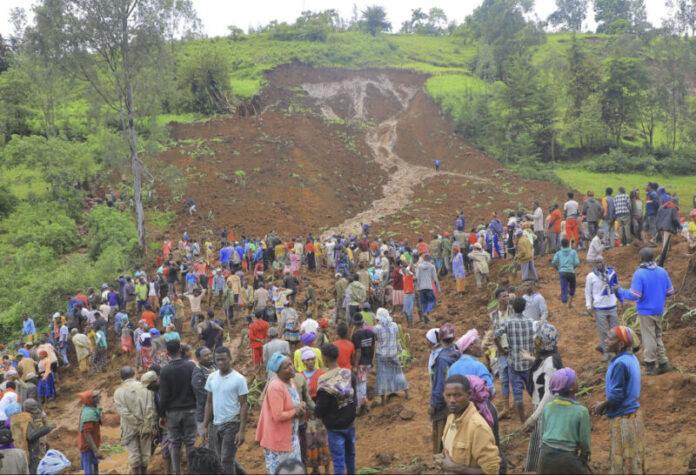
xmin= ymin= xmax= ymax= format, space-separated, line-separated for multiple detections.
xmin=551 ymin=248 xmax=580 ymax=273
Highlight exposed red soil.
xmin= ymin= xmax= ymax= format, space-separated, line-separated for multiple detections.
xmin=42 ymin=64 xmax=696 ymax=473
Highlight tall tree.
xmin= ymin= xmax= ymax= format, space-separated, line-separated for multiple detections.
xmin=563 ymin=36 xmax=601 ymax=147
xmin=665 ymin=0 xmax=696 ymax=37
xmin=600 ymin=57 xmax=647 ymax=146
xmin=547 ymin=0 xmax=589 ymax=32
xmin=31 ymin=0 xmax=198 ymax=251
xmin=360 ymin=6 xmax=391 ymax=36
xmin=466 ymin=0 xmax=545 ymax=81
xmin=400 ymin=8 xmax=427 ymax=34
xmin=653 ymin=36 xmax=691 ymax=150
xmin=594 ymin=0 xmax=648 ymax=33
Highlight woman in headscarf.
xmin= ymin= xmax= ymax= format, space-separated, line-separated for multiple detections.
xmin=537 ymin=368 xmax=591 ymax=474
xmin=77 ymin=390 xmax=103 ymax=475
xmin=448 ymin=329 xmax=494 ymax=390
xmin=256 ymin=353 xmax=306 ymax=474
xmin=373 ymin=308 xmax=409 ymax=406
xmin=464 ymin=375 xmax=507 ymax=474
xmin=293 ymin=332 xmax=323 ymax=373
xmin=425 ymin=328 xmax=441 ymax=387
xmin=299 ymin=347 xmax=330 ymax=474
xmin=522 ymin=322 xmax=563 ymax=473
xmin=37 ymin=351 xmax=55 ymax=406
xmin=120 ymin=315 xmax=134 ymax=354
xmin=593 ymin=326 xmax=644 ymax=474
xmin=451 ymin=246 xmax=466 ymax=296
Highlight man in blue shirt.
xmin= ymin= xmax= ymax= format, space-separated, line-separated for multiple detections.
xmin=219 ymin=242 xmax=231 ymax=271
xmin=593 ymin=326 xmax=644 ymax=474
xmin=22 ymin=313 xmax=36 ymax=344
xmin=618 ymin=248 xmax=674 ymax=375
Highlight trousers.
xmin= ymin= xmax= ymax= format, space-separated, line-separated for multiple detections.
xmin=617 ymin=215 xmax=632 ymax=245
xmin=210 ymin=420 xmax=241 ymax=474
xmin=559 ymin=273 xmax=576 ymax=303
xmin=124 ymin=434 xmax=153 ymax=471
xmin=166 ymin=409 xmax=197 ymax=473
xmin=327 ymin=426 xmax=356 ymax=475
xmin=594 ymin=308 xmax=619 ymax=358
xmin=419 ymin=289 xmax=436 ymax=316
xmin=639 ymin=314 xmax=668 ymax=364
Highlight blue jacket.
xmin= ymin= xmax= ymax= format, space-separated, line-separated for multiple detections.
xmin=430 ymin=345 xmax=460 ymax=409
xmin=618 ymin=264 xmax=674 ymax=315
xmin=219 ymin=247 xmax=230 ymax=264
xmin=645 ymin=190 xmax=659 ymax=216
xmin=552 ymin=247 xmax=580 ymax=273
xmin=448 ymin=354 xmax=494 ymax=390
xmin=606 ymin=351 xmax=641 ymax=418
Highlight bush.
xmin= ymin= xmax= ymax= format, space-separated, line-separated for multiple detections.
xmin=87 ymin=206 xmax=139 ymax=261
xmin=587 ymin=149 xmax=657 ymax=174
xmin=177 ymin=44 xmax=232 ymax=114
xmin=661 ymin=147 xmax=696 ymax=175
xmin=1 ymin=202 xmax=80 ymax=255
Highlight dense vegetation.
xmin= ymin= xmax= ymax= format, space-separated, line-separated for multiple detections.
xmin=1 ymin=0 xmax=695 ymax=338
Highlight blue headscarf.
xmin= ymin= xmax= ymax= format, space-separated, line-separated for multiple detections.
xmin=267 ymin=351 xmax=288 ymax=374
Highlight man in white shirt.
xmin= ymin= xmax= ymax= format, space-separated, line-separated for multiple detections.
xmin=586 ymin=229 xmax=605 ymax=264
xmin=563 ymin=192 xmax=580 ymax=249
xmin=526 ymin=201 xmax=545 ymax=256
xmin=585 ymin=256 xmax=622 ymax=361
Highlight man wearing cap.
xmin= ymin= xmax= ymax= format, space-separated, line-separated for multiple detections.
xmin=415 ymin=254 xmax=440 ymax=323
xmin=114 ymin=366 xmax=158 ymax=475
xmin=22 ymin=314 xmax=36 ymax=345
xmin=585 ymin=256 xmax=623 ymax=362
xmin=428 ymin=323 xmax=459 ymax=454
xmin=618 ymin=247 xmax=674 ymax=375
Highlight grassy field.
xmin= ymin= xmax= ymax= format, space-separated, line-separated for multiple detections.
xmin=555 ymin=168 xmax=694 ymax=201
xmin=2 ymin=166 xmax=49 ymax=198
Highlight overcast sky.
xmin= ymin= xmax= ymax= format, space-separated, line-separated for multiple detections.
xmin=0 ymin=0 xmax=670 ymax=38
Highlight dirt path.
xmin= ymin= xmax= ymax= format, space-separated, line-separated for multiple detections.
xmin=302 ymin=75 xmax=486 ymax=237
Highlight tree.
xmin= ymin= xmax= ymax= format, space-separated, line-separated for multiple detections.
xmin=360 ymin=5 xmax=391 ymax=36
xmin=600 ymin=57 xmax=647 ymax=146
xmin=653 ymin=36 xmax=691 ymax=150
xmin=466 ymin=0 xmax=545 ymax=81
xmin=178 ymin=43 xmax=231 ymax=114
xmin=0 ymin=186 xmax=18 ymax=219
xmin=227 ymin=25 xmax=245 ymax=41
xmin=547 ymin=0 xmax=589 ymax=32
xmin=564 ymin=36 xmax=601 ymax=147
xmin=666 ymin=0 xmax=696 ymax=37
xmin=0 ymin=35 xmax=11 ymax=74
xmin=400 ymin=8 xmax=427 ymax=33
xmin=31 ymin=0 xmax=198 ymax=252
xmin=594 ymin=0 xmax=648 ymax=33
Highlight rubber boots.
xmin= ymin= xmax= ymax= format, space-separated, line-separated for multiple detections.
xmin=514 ymin=401 xmax=525 ymax=424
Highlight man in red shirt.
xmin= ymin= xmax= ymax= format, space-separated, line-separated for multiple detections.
xmin=333 ymin=322 xmax=356 ymax=370
xmin=78 ymin=389 xmax=103 ymax=475
xmin=416 ymin=238 xmax=430 ymax=255
xmin=141 ymin=306 xmax=157 ymax=330
xmin=548 ymin=203 xmax=563 ymax=253
xmin=402 ymin=265 xmax=415 ymax=328
xmin=249 ymin=313 xmax=270 ymax=369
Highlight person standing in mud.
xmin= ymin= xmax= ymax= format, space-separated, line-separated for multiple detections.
xmin=593 ymin=326 xmax=644 ymax=474
xmin=415 ymin=254 xmax=440 ymax=324
xmin=434 ymin=159 xmax=440 ymax=172
xmin=617 ymin=247 xmax=674 ymax=375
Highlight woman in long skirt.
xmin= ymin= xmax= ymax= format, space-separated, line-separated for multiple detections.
xmin=37 ymin=351 xmax=56 ymax=406
xmin=300 ymin=348 xmax=330 ymax=474
xmin=373 ymin=308 xmax=410 ymax=405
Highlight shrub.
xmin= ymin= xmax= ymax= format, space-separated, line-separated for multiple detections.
xmin=1 ymin=202 xmax=79 ymax=256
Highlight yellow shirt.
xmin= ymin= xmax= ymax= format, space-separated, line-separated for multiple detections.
xmin=688 ymin=220 xmax=696 ymax=238
xmin=293 ymin=347 xmax=324 ymax=373
xmin=442 ymin=403 xmax=500 ymax=475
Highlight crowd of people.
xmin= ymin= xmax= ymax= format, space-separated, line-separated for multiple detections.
xmin=0 ymin=181 xmax=693 ymax=474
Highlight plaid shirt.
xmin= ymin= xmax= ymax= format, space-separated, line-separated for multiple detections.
xmin=374 ymin=323 xmax=400 ymax=357
xmin=495 ymin=313 xmax=535 ymax=372
xmin=614 ymin=193 xmax=631 ymax=216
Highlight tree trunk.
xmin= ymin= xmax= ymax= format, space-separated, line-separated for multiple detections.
xmin=121 ymin=10 xmax=145 ymax=252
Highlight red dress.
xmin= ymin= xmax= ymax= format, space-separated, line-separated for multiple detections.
xmin=249 ymin=319 xmax=270 ymax=365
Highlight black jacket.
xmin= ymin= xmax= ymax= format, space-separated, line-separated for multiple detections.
xmin=314 ymin=374 xmax=356 ymax=430
xmin=159 ymin=358 xmax=197 ymax=416
xmin=656 ymin=202 xmax=680 ymax=233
